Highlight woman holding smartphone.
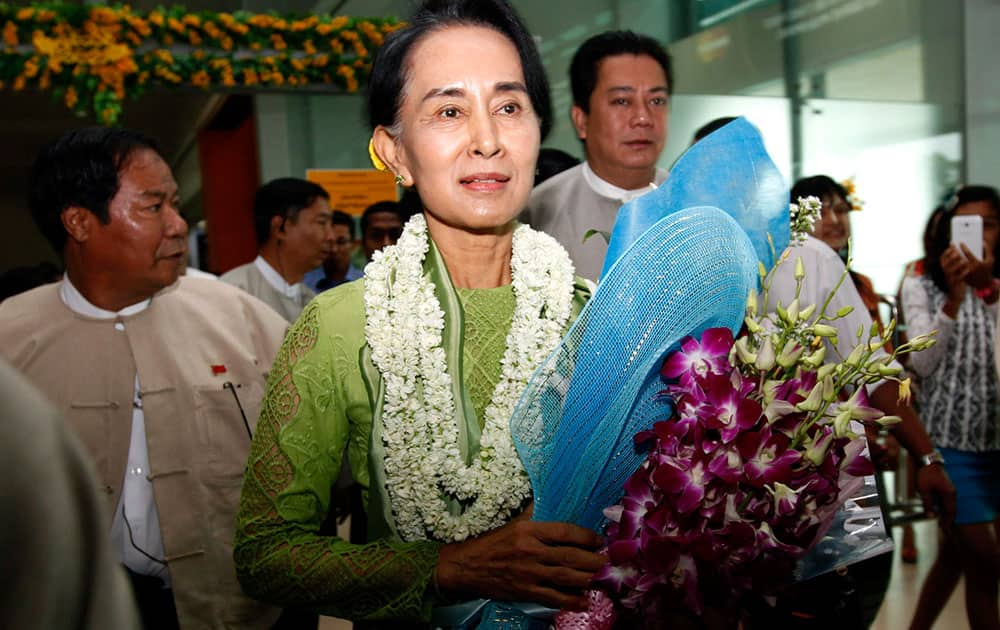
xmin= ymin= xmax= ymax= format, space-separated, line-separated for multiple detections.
xmin=901 ymin=185 xmax=1000 ymax=630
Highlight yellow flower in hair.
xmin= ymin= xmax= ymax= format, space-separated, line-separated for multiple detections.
xmin=841 ymin=177 xmax=864 ymax=212
xmin=368 ymin=138 xmax=388 ymax=171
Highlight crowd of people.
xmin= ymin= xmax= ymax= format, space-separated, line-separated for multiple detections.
xmin=0 ymin=0 xmax=996 ymax=629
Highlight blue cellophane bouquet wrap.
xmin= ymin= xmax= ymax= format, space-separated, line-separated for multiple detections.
xmin=502 ymin=118 xmax=909 ymax=628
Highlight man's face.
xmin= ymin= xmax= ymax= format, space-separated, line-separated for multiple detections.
xmin=83 ymin=148 xmax=187 ymax=298
xmin=363 ymin=211 xmax=403 ymax=260
xmin=328 ymin=223 xmax=355 ymax=269
xmin=571 ymin=53 xmax=670 ymax=188
xmin=280 ymin=197 xmax=334 ymax=273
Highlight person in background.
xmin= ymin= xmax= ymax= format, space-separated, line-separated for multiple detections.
xmin=0 ymin=127 xmax=289 ymax=629
xmin=534 ymin=147 xmax=581 ymax=186
xmin=793 ymin=174 xmax=926 ymax=570
xmin=893 ymin=206 xmax=950 ymax=565
xmin=523 ymin=30 xmax=672 ymax=281
xmin=691 ymin=116 xmax=737 ymax=144
xmin=360 ymin=199 xmax=406 ymax=261
xmin=791 ymin=175 xmax=884 ymax=319
xmin=347 ymin=200 xmax=408 ymax=271
xmin=902 ymin=185 xmax=1000 ymax=630
xmin=303 ymin=210 xmax=363 ymax=293
xmin=220 ymin=177 xmax=335 ymax=322
xmin=1 ymin=357 xmax=139 ymax=630
xmin=233 ymin=1 xmax=605 ymax=624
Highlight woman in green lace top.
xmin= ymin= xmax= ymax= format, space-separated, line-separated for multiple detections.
xmin=234 ymin=0 xmax=606 ymax=624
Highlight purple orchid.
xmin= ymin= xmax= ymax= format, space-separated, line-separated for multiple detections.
xmin=597 ymin=324 xmax=886 ymax=621
xmin=695 ymin=372 xmax=762 ymax=443
xmin=706 ymin=445 xmax=743 ymax=484
xmin=593 ymin=558 xmax=640 ymax=595
xmin=660 ymin=328 xmax=734 ymax=383
xmin=651 ymin=457 xmax=707 ymax=514
xmin=738 ymin=426 xmax=800 ymax=487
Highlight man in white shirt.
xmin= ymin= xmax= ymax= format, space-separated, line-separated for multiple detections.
xmin=0 ymin=127 xmax=288 ymax=629
xmin=220 ymin=177 xmax=335 ymax=322
xmin=523 ymin=30 xmax=672 ymax=281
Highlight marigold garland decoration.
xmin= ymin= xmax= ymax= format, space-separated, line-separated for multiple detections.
xmin=0 ymin=3 xmax=404 ymax=125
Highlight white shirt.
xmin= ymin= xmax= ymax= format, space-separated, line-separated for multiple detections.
xmin=580 ymin=161 xmax=660 ymax=204
xmin=254 ymin=255 xmax=305 ymax=304
xmin=59 ymin=277 xmax=169 ymax=583
xmin=766 ymin=236 xmax=898 ymax=393
xmin=184 ymin=266 xmax=217 ymax=280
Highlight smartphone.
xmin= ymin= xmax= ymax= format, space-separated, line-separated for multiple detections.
xmin=951 ymin=214 xmax=983 ymax=259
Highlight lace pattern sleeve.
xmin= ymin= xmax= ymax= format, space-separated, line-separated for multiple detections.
xmin=234 ymin=298 xmax=441 ymax=622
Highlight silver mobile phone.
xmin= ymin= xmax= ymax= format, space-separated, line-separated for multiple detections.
xmin=951 ymin=214 xmax=983 ymax=259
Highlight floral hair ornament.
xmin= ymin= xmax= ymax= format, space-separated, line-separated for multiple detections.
xmin=368 ymin=137 xmax=389 ymax=172
xmin=841 ymin=177 xmax=865 ymax=212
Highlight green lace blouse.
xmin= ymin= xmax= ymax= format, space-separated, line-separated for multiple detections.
xmin=234 ymin=243 xmax=590 ymax=624
xmin=455 ymin=284 xmax=516 ymax=425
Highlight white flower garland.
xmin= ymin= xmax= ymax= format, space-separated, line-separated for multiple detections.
xmin=363 ymin=214 xmax=575 ymax=542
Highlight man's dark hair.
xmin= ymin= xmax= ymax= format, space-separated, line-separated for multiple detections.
xmin=367 ymin=0 xmax=553 ymax=140
xmin=925 ymin=185 xmax=1000 ymax=293
xmin=398 ymin=188 xmax=423 ymax=220
xmin=790 ymin=175 xmax=849 ymax=207
xmin=692 ymin=116 xmax=738 ymax=143
xmin=360 ymin=200 xmax=406 ymax=236
xmin=253 ymin=178 xmax=330 ymax=247
xmin=535 ymin=148 xmax=581 ymax=186
xmin=28 ymin=127 xmax=163 ymax=252
xmin=570 ymin=30 xmax=673 ymax=112
xmin=330 ymin=210 xmax=357 ymax=239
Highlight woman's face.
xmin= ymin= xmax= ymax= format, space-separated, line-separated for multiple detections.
xmin=383 ymin=25 xmax=540 ymax=234
xmin=954 ymin=200 xmax=1000 ymax=257
xmin=811 ymin=192 xmax=851 ymax=251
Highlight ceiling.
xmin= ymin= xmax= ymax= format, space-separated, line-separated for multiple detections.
xmin=0 ymin=89 xmax=221 ymax=192
xmin=0 ymin=0 xmax=415 ymax=272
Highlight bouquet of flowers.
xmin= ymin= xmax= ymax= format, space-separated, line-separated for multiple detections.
xmin=579 ymin=198 xmax=935 ymax=624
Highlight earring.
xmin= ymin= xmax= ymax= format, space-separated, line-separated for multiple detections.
xmin=394 ymin=173 xmax=404 ymax=185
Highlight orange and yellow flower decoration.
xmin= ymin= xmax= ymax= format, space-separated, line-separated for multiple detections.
xmin=840 ymin=177 xmax=865 ymax=212
xmin=0 ymin=3 xmax=404 ymax=125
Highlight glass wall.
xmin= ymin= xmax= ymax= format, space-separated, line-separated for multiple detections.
xmin=642 ymin=0 xmax=965 ymax=294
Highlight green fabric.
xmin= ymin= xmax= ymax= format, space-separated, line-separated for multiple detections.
xmin=234 ymin=278 xmax=441 ymax=623
xmin=234 ymin=236 xmax=594 ymax=624
xmin=455 ymin=285 xmax=516 ymax=428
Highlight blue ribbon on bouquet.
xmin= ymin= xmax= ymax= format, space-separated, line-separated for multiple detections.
xmin=511 ymin=117 xmax=790 ymax=533
xmin=601 ymin=117 xmax=788 ymax=277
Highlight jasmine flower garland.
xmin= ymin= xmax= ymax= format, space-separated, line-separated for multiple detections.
xmin=364 ymin=214 xmax=575 ymax=542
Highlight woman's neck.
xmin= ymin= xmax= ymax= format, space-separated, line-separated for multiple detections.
xmin=426 ymin=216 xmax=514 ymax=289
